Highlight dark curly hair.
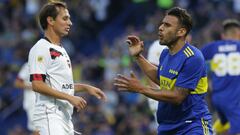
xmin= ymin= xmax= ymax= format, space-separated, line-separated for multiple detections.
xmin=166 ymin=7 xmax=193 ymax=36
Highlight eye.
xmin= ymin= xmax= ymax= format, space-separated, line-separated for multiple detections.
xmin=164 ymin=23 xmax=171 ymax=27
xmin=63 ymin=16 xmax=70 ymax=21
xmin=63 ymin=17 xmax=68 ymax=21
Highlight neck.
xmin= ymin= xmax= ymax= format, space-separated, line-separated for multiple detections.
xmin=44 ymin=29 xmax=61 ymax=45
xmin=224 ymin=36 xmax=239 ymax=41
xmin=168 ymin=38 xmax=186 ymax=55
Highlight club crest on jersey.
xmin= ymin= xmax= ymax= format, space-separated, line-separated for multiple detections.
xmin=37 ymin=56 xmax=43 ymax=62
xmin=50 ymin=48 xmax=63 ymax=59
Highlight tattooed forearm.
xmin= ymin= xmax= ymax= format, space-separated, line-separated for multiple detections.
xmin=175 ymin=86 xmax=190 ymax=97
xmin=150 ymin=87 xmax=161 ymax=92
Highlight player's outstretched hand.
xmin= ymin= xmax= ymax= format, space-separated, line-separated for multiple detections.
xmin=68 ymin=96 xmax=87 ymax=112
xmin=126 ymin=35 xmax=144 ymax=57
xmin=86 ymin=86 xmax=107 ymax=101
xmin=114 ymin=71 xmax=145 ymax=93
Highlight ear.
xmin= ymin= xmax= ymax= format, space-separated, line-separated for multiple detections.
xmin=47 ymin=16 xmax=55 ymax=26
xmin=177 ymin=28 xmax=187 ymax=37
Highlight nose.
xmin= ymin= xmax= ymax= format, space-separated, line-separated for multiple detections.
xmin=68 ymin=19 xmax=72 ymax=26
xmin=158 ymin=24 xmax=163 ymax=32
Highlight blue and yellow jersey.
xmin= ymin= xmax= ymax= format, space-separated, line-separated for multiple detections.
xmin=201 ymin=40 xmax=240 ymax=100
xmin=156 ymin=43 xmax=211 ymax=130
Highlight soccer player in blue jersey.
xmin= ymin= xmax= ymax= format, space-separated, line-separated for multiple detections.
xmin=114 ymin=7 xmax=213 ymax=135
xmin=201 ymin=19 xmax=240 ymax=135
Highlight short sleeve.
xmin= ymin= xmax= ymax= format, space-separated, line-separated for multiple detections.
xmin=175 ymin=55 xmax=205 ymax=90
xmin=18 ymin=63 xmax=29 ymax=81
xmin=157 ymin=49 xmax=168 ymax=80
xmin=28 ymin=44 xmax=51 ymax=81
xmin=201 ymin=44 xmax=213 ymax=61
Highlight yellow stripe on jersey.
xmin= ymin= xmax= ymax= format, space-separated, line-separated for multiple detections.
xmin=183 ymin=50 xmax=190 ymax=57
xmin=213 ymin=119 xmax=230 ymax=134
xmin=187 ymin=47 xmax=194 ymax=55
xmin=159 ymin=76 xmax=176 ymax=90
xmin=191 ymin=77 xmax=208 ymax=94
xmin=185 ymin=48 xmax=192 ymax=56
xmin=183 ymin=47 xmax=194 ymax=57
xmin=201 ymin=118 xmax=210 ymax=135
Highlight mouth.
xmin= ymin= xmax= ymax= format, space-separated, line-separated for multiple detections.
xmin=158 ymin=33 xmax=163 ymax=40
xmin=65 ymin=28 xmax=70 ymax=32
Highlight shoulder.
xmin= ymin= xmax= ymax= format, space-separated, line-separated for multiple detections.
xmin=30 ymin=39 xmax=51 ymax=54
xmin=184 ymin=44 xmax=205 ymax=64
xmin=21 ymin=63 xmax=29 ymax=70
xmin=160 ymin=48 xmax=169 ymax=58
xmin=202 ymin=41 xmax=220 ymax=49
xmin=202 ymin=40 xmax=240 ymax=50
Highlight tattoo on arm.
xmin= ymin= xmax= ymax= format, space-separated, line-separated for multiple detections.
xmin=149 ymin=87 xmax=161 ymax=92
xmin=175 ymin=86 xmax=190 ymax=97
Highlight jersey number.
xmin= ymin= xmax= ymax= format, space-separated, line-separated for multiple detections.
xmin=212 ymin=52 xmax=240 ymax=76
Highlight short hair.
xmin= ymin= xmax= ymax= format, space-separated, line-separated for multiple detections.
xmin=38 ymin=1 xmax=67 ymax=30
xmin=222 ymin=19 xmax=240 ymax=33
xmin=166 ymin=7 xmax=193 ymax=36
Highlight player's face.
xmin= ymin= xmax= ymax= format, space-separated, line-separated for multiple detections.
xmin=53 ymin=7 xmax=72 ymax=37
xmin=158 ymin=15 xmax=181 ymax=46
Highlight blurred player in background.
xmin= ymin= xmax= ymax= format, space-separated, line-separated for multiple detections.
xmin=114 ymin=7 xmax=213 ymax=135
xmin=28 ymin=1 xmax=107 ymax=135
xmin=14 ymin=62 xmax=38 ymax=135
xmin=201 ymin=19 xmax=240 ymax=135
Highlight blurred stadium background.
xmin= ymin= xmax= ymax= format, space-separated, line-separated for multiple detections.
xmin=0 ymin=0 xmax=240 ymax=134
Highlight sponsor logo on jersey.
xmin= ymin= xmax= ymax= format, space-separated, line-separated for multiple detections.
xmin=159 ymin=76 xmax=176 ymax=90
xmin=169 ymin=69 xmax=178 ymax=75
xmin=62 ymin=83 xmax=73 ymax=89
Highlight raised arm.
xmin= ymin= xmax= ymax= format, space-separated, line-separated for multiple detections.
xmin=127 ymin=35 xmax=159 ymax=84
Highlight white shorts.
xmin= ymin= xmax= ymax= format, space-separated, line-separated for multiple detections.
xmin=23 ymin=90 xmax=36 ymax=131
xmin=24 ymin=106 xmax=35 ymax=131
xmin=33 ymin=105 xmax=74 ymax=135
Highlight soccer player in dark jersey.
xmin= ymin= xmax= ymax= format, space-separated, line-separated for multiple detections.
xmin=114 ymin=7 xmax=213 ymax=135
xmin=201 ymin=19 xmax=240 ymax=135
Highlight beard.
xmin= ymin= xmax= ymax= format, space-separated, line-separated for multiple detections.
xmin=160 ymin=35 xmax=179 ymax=48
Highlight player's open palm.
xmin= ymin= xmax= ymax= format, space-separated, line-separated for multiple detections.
xmin=114 ymin=71 xmax=145 ymax=93
xmin=68 ymin=96 xmax=87 ymax=112
xmin=127 ymin=35 xmax=144 ymax=57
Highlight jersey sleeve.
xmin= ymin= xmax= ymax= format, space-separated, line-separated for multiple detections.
xmin=175 ymin=55 xmax=205 ymax=90
xmin=28 ymin=45 xmax=51 ymax=82
xmin=201 ymin=44 xmax=213 ymax=61
xmin=18 ymin=63 xmax=29 ymax=81
xmin=157 ymin=49 xmax=168 ymax=80
xmin=201 ymin=44 xmax=215 ymax=73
